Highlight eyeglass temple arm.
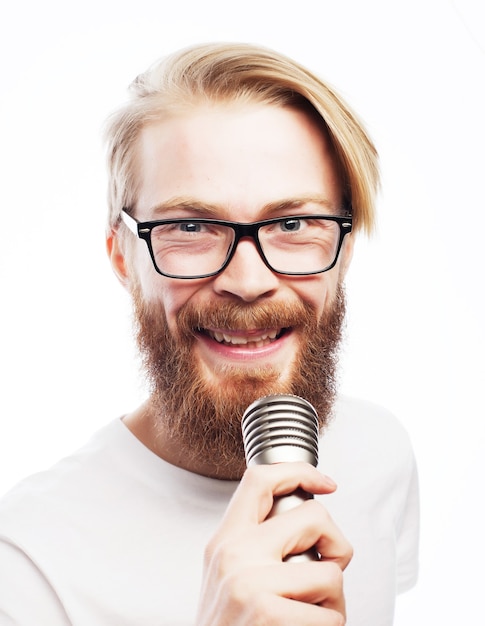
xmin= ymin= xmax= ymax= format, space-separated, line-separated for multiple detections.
xmin=120 ymin=210 xmax=139 ymax=236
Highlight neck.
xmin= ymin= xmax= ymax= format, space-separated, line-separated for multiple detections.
xmin=122 ymin=400 xmax=246 ymax=480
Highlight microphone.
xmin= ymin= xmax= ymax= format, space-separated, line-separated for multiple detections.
xmin=241 ymin=394 xmax=320 ymax=562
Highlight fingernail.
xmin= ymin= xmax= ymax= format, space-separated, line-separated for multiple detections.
xmin=322 ymin=474 xmax=337 ymax=488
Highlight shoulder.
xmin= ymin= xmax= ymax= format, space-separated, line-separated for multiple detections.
xmin=321 ymin=395 xmax=417 ymax=484
xmin=330 ymin=394 xmax=413 ymax=447
xmin=0 ymin=420 xmax=123 ymax=533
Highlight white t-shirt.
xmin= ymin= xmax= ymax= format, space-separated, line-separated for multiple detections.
xmin=0 ymin=396 xmax=419 ymax=626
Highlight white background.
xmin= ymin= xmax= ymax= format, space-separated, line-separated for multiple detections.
xmin=0 ymin=0 xmax=483 ymax=623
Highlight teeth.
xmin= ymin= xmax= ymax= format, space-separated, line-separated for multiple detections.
xmin=224 ymin=334 xmax=247 ymax=344
xmin=208 ymin=329 xmax=280 ymax=346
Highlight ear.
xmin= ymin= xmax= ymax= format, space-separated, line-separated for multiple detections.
xmin=106 ymin=229 xmax=131 ymax=288
xmin=338 ymin=234 xmax=354 ymax=280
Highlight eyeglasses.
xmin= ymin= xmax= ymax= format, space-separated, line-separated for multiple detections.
xmin=121 ymin=209 xmax=352 ymax=279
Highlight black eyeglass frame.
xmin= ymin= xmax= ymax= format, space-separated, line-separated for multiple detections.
xmin=120 ymin=209 xmax=353 ymax=279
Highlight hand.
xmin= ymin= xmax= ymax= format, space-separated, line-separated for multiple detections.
xmin=196 ymin=462 xmax=352 ymax=625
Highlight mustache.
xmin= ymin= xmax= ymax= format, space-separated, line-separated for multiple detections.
xmin=176 ymin=299 xmax=317 ymax=337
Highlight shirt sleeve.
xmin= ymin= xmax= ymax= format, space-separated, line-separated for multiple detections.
xmin=396 ymin=449 xmax=420 ymax=593
xmin=0 ymin=537 xmax=71 ymax=625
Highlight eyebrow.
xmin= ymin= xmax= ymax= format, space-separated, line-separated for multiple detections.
xmin=147 ymin=194 xmax=338 ymax=219
xmin=149 ymin=198 xmax=223 ymax=218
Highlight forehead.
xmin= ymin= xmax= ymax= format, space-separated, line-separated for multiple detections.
xmin=132 ymin=103 xmax=342 ymax=221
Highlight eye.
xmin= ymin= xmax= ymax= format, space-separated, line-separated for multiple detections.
xmin=179 ymin=222 xmax=203 ymax=233
xmin=279 ymin=218 xmax=303 ymax=232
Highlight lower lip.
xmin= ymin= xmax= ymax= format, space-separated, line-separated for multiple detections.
xmin=196 ymin=330 xmax=292 ymax=362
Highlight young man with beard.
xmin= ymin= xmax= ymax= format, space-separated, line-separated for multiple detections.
xmin=0 ymin=43 xmax=419 ymax=625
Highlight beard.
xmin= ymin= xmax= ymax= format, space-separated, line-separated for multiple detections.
xmin=132 ymin=285 xmax=346 ymax=477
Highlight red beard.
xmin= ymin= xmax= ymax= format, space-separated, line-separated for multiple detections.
xmin=132 ymin=285 xmax=346 ymax=477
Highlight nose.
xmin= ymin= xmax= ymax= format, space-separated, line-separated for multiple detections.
xmin=212 ymin=238 xmax=280 ymax=302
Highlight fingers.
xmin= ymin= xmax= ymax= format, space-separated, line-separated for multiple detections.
xmin=200 ymin=561 xmax=346 ymax=626
xmin=257 ymin=499 xmax=353 ymax=569
xmin=228 ymin=560 xmax=346 ymax=608
xmin=251 ymin=598 xmax=345 ymax=626
xmin=197 ymin=463 xmax=351 ymax=626
xmin=278 ymin=561 xmax=346 ymax=613
xmin=205 ymin=463 xmax=350 ymax=571
xmin=221 ymin=462 xmax=338 ymax=527
xmin=213 ymin=463 xmax=349 ymax=566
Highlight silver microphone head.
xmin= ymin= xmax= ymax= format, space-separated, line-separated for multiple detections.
xmin=241 ymin=394 xmax=319 ymax=467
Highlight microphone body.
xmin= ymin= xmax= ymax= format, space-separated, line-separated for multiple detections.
xmin=241 ymin=394 xmax=320 ymax=562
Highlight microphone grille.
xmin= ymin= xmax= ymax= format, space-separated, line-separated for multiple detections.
xmin=242 ymin=394 xmax=319 ymax=467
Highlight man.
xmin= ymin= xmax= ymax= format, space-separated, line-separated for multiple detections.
xmin=0 ymin=43 xmax=419 ymax=625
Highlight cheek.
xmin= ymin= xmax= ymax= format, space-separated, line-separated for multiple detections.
xmin=136 ymin=272 xmax=207 ymax=334
xmin=138 ymin=280 xmax=178 ymax=329
xmin=290 ymin=274 xmax=339 ymax=319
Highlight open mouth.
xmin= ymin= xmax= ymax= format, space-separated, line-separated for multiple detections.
xmin=199 ymin=328 xmax=287 ymax=349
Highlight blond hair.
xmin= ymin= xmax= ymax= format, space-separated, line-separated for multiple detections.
xmin=105 ymin=42 xmax=379 ymax=234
